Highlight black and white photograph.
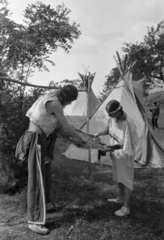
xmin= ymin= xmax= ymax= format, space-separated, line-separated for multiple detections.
xmin=0 ymin=0 xmax=164 ymax=239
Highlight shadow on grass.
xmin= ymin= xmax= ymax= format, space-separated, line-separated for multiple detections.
xmin=46 ymin=201 xmax=120 ymax=230
xmin=44 ymin=160 xmax=164 ymax=239
xmin=1 ymin=146 xmax=164 ymax=239
xmin=45 ymin=196 xmax=164 ymax=239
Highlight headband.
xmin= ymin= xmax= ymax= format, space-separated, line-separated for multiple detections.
xmin=108 ymin=105 xmax=122 ymax=115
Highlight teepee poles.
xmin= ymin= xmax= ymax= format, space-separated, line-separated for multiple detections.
xmin=83 ymin=65 xmax=92 ymax=178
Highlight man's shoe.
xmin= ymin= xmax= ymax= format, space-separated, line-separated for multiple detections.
xmin=107 ymin=197 xmax=124 ymax=203
xmin=114 ymin=206 xmax=130 ymax=217
xmin=46 ymin=202 xmax=62 ymax=212
xmin=28 ymin=224 xmax=50 ymax=235
xmin=46 ymin=202 xmax=57 ymax=212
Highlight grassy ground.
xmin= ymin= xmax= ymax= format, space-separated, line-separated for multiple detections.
xmin=0 ymin=113 xmax=164 ymax=239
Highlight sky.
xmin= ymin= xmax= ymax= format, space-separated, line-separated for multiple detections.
xmin=7 ymin=0 xmax=164 ymax=96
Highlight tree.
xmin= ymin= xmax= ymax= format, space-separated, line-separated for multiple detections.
xmin=144 ymin=21 xmax=164 ymax=81
xmin=0 ymin=1 xmax=81 ymax=81
xmin=0 ymin=1 xmax=81 ymax=193
xmin=99 ymin=67 xmax=120 ymax=102
xmin=99 ymin=21 xmax=164 ymax=100
xmin=0 ymin=0 xmax=81 ymax=142
xmin=122 ymin=21 xmax=164 ymax=86
xmin=0 ymin=0 xmax=81 ymax=134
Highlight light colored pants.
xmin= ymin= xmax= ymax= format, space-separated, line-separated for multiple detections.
xmin=27 ymin=132 xmax=51 ymax=225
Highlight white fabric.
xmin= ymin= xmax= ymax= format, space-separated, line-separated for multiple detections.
xmin=26 ymin=93 xmax=59 ymax=137
xmin=106 ymin=115 xmax=138 ymax=191
xmin=107 ymin=115 xmax=138 ymax=159
xmin=64 ymin=90 xmax=99 ymax=117
xmin=112 ymin=154 xmax=134 ymax=191
xmin=63 ymin=71 xmax=164 ymax=168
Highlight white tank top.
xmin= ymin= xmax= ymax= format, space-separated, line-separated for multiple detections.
xmin=26 ymin=93 xmax=61 ymax=137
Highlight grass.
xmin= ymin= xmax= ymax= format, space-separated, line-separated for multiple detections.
xmin=0 ymin=111 xmax=164 ymax=239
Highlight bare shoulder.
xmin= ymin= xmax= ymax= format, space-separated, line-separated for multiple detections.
xmin=46 ymin=100 xmax=62 ymax=114
xmin=50 ymin=100 xmax=61 ymax=108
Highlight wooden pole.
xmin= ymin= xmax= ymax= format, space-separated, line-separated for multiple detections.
xmin=0 ymin=77 xmax=59 ymax=89
xmin=87 ymin=72 xmax=91 ymax=178
xmin=0 ymin=76 xmax=86 ymax=91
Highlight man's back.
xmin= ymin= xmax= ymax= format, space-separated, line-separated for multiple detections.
xmin=151 ymin=106 xmax=160 ymax=116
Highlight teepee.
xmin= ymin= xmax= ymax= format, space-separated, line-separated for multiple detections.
xmin=63 ymin=63 xmax=164 ymax=168
xmin=64 ymin=72 xmax=99 ymax=117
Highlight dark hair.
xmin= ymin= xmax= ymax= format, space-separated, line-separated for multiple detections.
xmin=106 ymin=100 xmax=122 ymax=114
xmin=153 ymin=101 xmax=157 ymax=105
xmin=57 ymin=84 xmax=78 ymax=105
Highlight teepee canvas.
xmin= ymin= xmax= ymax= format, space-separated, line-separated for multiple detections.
xmin=64 ymin=72 xmax=99 ymax=117
xmin=63 ymin=70 xmax=164 ymax=168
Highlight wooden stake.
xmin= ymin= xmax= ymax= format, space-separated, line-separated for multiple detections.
xmin=87 ymin=72 xmax=91 ymax=178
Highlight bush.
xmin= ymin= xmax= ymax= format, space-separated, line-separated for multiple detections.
xmin=144 ymin=91 xmax=164 ymax=107
xmin=0 ymin=85 xmax=45 ymax=193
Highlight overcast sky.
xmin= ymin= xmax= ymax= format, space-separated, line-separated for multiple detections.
xmin=8 ymin=0 xmax=164 ymax=95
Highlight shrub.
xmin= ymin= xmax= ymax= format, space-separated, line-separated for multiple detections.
xmin=144 ymin=91 xmax=164 ymax=107
xmin=0 ymin=85 xmax=45 ymax=193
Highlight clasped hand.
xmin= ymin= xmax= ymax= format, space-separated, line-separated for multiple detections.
xmin=101 ymin=146 xmax=114 ymax=153
xmin=94 ymin=133 xmax=99 ymax=138
xmin=81 ymin=136 xmax=89 ymax=144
